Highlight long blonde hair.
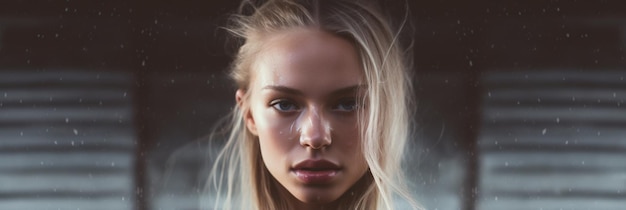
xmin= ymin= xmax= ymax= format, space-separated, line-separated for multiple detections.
xmin=205 ymin=0 xmax=420 ymax=209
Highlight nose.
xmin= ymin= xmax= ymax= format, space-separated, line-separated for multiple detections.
xmin=299 ymin=108 xmax=331 ymax=149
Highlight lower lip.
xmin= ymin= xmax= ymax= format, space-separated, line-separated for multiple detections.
xmin=293 ymin=170 xmax=338 ymax=184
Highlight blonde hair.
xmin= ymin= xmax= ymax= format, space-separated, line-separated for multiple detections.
xmin=205 ymin=0 xmax=421 ymax=209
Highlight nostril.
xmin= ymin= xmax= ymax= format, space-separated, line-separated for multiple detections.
xmin=296 ymin=107 xmax=332 ymax=149
xmin=298 ymin=111 xmax=331 ymax=149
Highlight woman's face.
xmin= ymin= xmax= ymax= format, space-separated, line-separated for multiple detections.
xmin=239 ymin=28 xmax=368 ymax=205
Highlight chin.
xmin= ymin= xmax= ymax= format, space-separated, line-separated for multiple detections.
xmin=290 ymin=187 xmax=345 ymax=204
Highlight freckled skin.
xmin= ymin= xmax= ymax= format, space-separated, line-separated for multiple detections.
xmin=241 ymin=28 xmax=368 ymax=209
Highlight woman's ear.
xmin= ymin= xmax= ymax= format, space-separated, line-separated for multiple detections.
xmin=236 ymin=89 xmax=258 ymax=136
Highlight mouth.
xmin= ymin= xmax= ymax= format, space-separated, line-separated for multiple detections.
xmin=291 ymin=159 xmax=341 ymax=184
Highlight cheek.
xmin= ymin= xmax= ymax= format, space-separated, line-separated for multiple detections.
xmin=253 ymin=109 xmax=301 ymax=174
xmin=330 ymin=115 xmax=361 ymax=146
xmin=331 ymin=115 xmax=367 ymax=168
xmin=252 ymin=108 xmax=299 ymax=150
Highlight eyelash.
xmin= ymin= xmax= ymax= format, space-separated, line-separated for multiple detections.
xmin=269 ymin=99 xmax=301 ymax=112
xmin=333 ymin=98 xmax=357 ymax=112
xmin=269 ymin=98 xmax=358 ymax=112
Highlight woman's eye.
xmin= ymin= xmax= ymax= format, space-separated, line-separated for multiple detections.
xmin=270 ymin=100 xmax=300 ymax=112
xmin=333 ymin=98 xmax=357 ymax=112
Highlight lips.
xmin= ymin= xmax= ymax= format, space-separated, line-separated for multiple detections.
xmin=291 ymin=159 xmax=341 ymax=184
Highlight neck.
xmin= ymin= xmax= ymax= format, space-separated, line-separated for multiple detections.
xmin=273 ymin=181 xmax=342 ymax=210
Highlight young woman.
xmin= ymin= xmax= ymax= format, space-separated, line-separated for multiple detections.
xmin=205 ymin=0 xmax=421 ymax=209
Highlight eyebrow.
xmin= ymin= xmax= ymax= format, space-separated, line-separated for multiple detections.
xmin=261 ymin=85 xmax=365 ymax=96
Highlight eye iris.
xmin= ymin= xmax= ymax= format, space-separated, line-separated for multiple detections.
xmin=278 ymin=102 xmax=293 ymax=110
xmin=339 ymin=100 xmax=356 ymax=111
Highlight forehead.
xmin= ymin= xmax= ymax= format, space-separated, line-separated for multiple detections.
xmin=251 ymin=28 xmax=362 ymax=95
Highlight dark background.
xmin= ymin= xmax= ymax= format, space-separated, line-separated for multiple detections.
xmin=1 ymin=1 xmax=625 ymax=210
